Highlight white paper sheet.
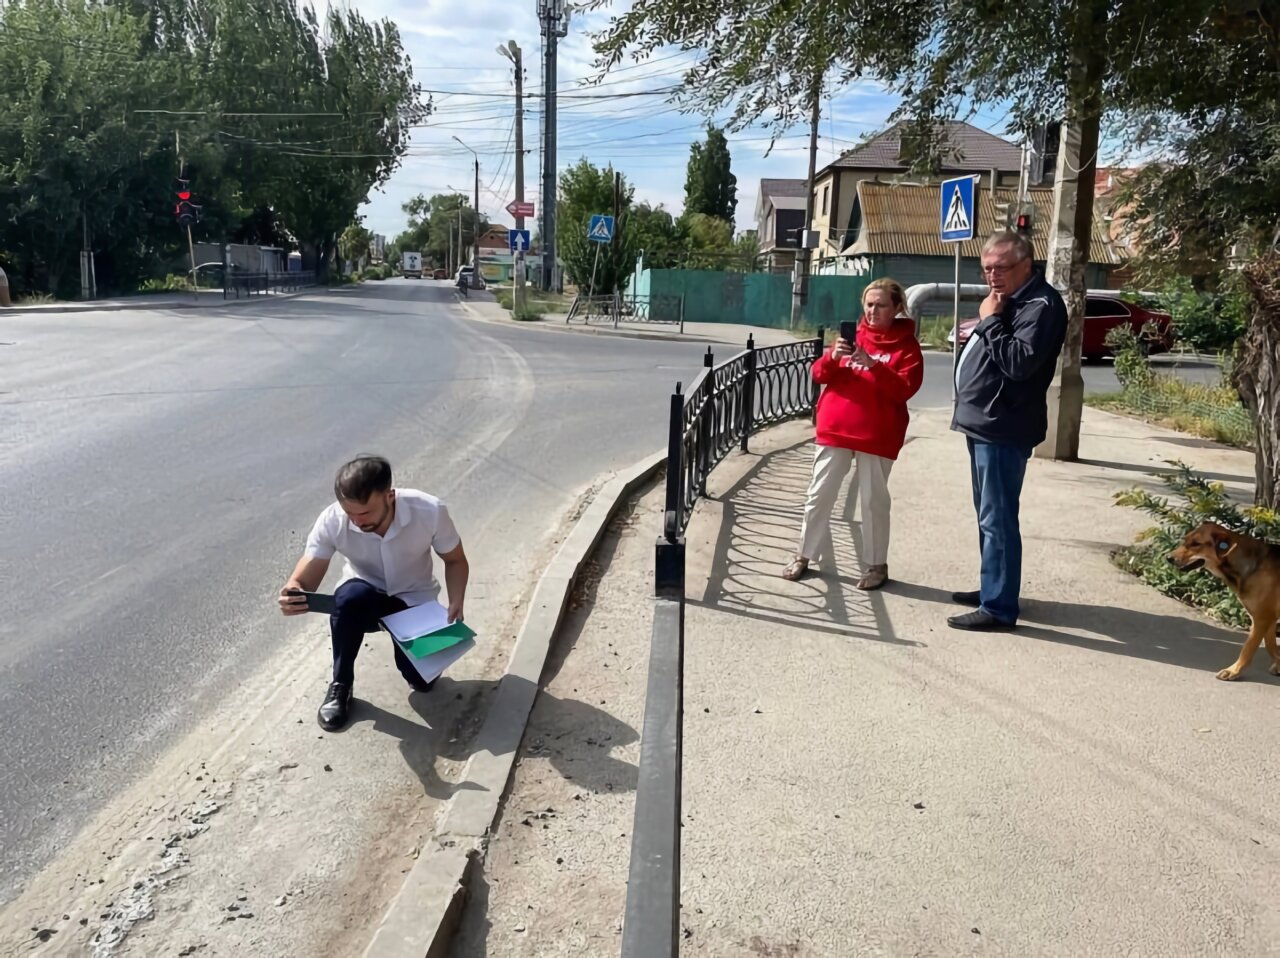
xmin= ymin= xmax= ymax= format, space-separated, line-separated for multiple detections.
xmin=380 ymin=600 xmax=450 ymax=642
xmin=404 ymin=637 xmax=475 ymax=684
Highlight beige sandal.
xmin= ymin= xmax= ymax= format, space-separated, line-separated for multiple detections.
xmin=781 ymin=556 xmax=810 ymax=581
xmin=856 ymin=565 xmax=888 ymax=591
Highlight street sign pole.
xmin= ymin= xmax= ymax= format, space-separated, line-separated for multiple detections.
xmin=940 ymin=174 xmax=978 ymax=404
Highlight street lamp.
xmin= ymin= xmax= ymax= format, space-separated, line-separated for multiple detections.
xmin=453 ymin=135 xmax=481 ymax=289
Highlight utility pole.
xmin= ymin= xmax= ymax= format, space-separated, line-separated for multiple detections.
xmin=790 ymin=77 xmax=822 ymax=329
xmin=499 ymin=41 xmax=527 ymax=314
xmin=453 ymin=136 xmax=481 ymax=289
xmin=175 ymin=130 xmax=198 ymax=298
xmin=538 ymin=0 xmax=570 ymax=292
xmin=612 ymin=169 xmax=622 ymax=299
xmin=1036 ymin=3 xmax=1107 ymax=462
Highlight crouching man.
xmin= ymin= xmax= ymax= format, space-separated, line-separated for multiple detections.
xmin=278 ymin=455 xmax=469 ymax=731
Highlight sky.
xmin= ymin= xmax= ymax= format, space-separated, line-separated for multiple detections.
xmin=351 ymin=0 xmax=1032 ymax=243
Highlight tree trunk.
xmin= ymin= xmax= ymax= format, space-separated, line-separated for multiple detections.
xmin=1233 ymin=251 xmax=1280 ymax=508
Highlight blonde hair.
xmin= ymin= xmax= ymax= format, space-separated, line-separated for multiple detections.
xmin=862 ymin=278 xmax=910 ymax=319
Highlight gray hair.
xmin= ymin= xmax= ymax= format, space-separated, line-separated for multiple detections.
xmin=982 ymin=231 xmax=1034 ymax=262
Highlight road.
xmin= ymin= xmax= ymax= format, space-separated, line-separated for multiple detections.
xmin=0 ymin=280 xmax=716 ymax=905
xmin=0 ymin=279 xmax=1220 ymax=907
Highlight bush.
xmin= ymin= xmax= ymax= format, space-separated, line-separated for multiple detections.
xmin=139 ymin=273 xmax=192 ymax=293
xmin=1127 ymin=276 xmax=1249 ymax=352
xmin=1114 ymin=463 xmax=1280 ymax=628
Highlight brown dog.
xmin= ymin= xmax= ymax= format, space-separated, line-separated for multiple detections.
xmin=1169 ymin=521 xmax=1280 ymax=681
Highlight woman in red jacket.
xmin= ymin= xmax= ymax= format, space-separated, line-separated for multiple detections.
xmin=781 ymin=278 xmax=924 ymax=590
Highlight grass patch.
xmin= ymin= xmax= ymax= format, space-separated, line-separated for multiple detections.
xmin=1087 ymin=324 xmax=1252 ymax=449
xmin=916 ymin=315 xmax=956 ymax=350
xmin=493 ymin=285 xmax=571 ymax=316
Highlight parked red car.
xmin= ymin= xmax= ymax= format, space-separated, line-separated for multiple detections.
xmin=947 ymin=294 xmax=1174 ymax=361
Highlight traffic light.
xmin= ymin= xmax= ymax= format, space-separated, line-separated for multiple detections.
xmin=1014 ymin=201 xmax=1034 ymax=237
xmin=174 ymin=178 xmax=202 ymax=226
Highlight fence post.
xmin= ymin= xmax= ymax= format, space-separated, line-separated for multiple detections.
xmin=678 ymin=295 xmax=685 ymax=335
xmin=740 ymin=334 xmax=757 ymax=453
xmin=697 ymin=375 xmax=712 ymax=500
xmin=811 ymin=327 xmax=825 ymax=424
xmin=660 ymin=384 xmax=684 ymax=559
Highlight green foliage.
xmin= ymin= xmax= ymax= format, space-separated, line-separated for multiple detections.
xmin=1126 ymin=276 xmax=1250 ymax=353
xmin=139 ymin=274 xmax=193 ymax=293
xmin=557 ymin=158 xmax=635 ymax=293
xmin=683 ymin=126 xmax=737 ymax=222
xmin=1113 ymin=463 xmax=1280 ymax=629
xmin=1095 ymin=327 xmax=1254 ymax=448
xmin=0 ymin=0 xmax=424 ymax=297
xmin=339 ymin=224 xmax=374 ymax=268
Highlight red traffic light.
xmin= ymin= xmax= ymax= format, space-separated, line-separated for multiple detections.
xmin=177 ymin=190 xmax=191 ymax=201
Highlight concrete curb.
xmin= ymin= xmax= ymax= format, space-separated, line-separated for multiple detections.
xmin=0 ymin=287 xmax=327 ymax=315
xmin=362 ymin=449 xmax=667 ymax=958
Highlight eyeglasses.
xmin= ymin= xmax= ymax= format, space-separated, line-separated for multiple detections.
xmin=981 ymin=264 xmax=1015 ymax=275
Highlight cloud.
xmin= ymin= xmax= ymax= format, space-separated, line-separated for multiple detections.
xmin=343 ymin=1 xmax=930 ymax=242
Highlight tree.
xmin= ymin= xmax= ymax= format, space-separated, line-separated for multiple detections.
xmin=627 ymin=202 xmax=682 ymax=258
xmin=591 ymin=0 xmax=1280 ymax=500
xmin=683 ymin=126 xmax=737 ymax=223
xmin=557 ymin=158 xmax=635 ymax=294
xmin=0 ymin=0 xmax=424 ymax=295
xmin=339 ymin=224 xmax=373 ymax=271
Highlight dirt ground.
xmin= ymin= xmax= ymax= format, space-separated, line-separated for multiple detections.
xmin=449 ymin=484 xmax=662 ymax=957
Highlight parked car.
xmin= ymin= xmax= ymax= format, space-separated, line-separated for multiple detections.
xmin=432 ymin=268 xmax=447 ymax=280
xmin=946 ymin=293 xmax=1173 ymax=361
xmin=454 ymin=265 xmax=485 ymax=289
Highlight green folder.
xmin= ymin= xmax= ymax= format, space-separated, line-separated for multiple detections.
xmin=399 ymin=620 xmax=477 ymax=660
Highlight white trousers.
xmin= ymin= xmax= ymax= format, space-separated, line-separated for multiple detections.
xmin=798 ymin=445 xmax=895 ymax=568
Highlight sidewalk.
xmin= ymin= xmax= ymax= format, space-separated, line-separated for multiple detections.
xmin=461 ymin=295 xmax=802 ymax=348
xmin=1 ymin=287 xmax=318 ymax=314
xmin=453 ymin=406 xmax=1279 ymax=956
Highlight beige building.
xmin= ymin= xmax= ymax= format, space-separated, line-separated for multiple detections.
xmin=809 ymin=120 xmax=1026 ymax=263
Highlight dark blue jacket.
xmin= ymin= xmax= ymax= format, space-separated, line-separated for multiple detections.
xmin=951 ymin=272 xmax=1068 ymax=448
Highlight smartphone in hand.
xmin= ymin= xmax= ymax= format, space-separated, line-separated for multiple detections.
xmin=839 ymin=320 xmax=857 ymax=344
xmin=285 ymin=589 xmax=337 ymax=615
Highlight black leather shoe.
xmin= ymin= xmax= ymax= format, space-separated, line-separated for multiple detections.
xmin=317 ymin=681 xmax=352 ymax=731
xmin=951 ymin=590 xmax=982 ymax=607
xmin=406 ymin=677 xmax=436 ymax=694
xmin=948 ymin=610 xmax=1014 ymax=632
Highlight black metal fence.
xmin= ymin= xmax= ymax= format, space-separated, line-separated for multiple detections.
xmin=621 ymin=329 xmax=825 ymax=958
xmin=566 ymin=291 xmax=686 ymax=331
xmin=223 ymin=270 xmax=317 ymax=299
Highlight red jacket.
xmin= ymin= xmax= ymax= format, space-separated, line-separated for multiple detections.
xmin=812 ymin=317 xmax=924 ymax=459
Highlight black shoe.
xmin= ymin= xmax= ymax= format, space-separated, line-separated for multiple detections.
xmin=947 ymin=610 xmax=1014 ymax=632
xmin=317 ymin=681 xmax=352 ymax=731
xmin=406 ymin=677 xmax=436 ymax=694
xmin=951 ymin=590 xmax=982 ymax=607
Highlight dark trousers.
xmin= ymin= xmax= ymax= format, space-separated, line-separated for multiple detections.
xmin=330 ymin=578 xmax=427 ymax=688
xmin=968 ymin=438 xmax=1031 ymax=625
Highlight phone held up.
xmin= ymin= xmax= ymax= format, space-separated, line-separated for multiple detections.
xmin=839 ymin=320 xmax=858 ymax=346
xmin=285 ymin=588 xmax=337 ymax=615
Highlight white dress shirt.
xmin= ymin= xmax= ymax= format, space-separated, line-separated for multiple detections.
xmin=304 ymin=488 xmax=461 ymax=606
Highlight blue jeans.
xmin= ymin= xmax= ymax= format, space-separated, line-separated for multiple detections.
xmin=968 ymin=439 xmax=1031 ymax=625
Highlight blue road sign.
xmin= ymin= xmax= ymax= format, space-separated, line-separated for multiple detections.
xmin=508 ymin=229 xmax=531 ymax=252
xmin=587 ymin=214 xmax=615 ymax=243
xmin=940 ymin=175 xmax=976 ymax=243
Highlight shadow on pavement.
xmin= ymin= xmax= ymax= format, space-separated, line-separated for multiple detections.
xmin=883 ymin=579 xmax=1251 ymax=677
xmin=1078 ymin=457 xmax=1253 ymax=486
xmin=695 ymin=436 xmax=923 ymax=648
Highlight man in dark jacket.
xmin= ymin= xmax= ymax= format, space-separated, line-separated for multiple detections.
xmin=949 ymin=231 xmax=1067 ymax=631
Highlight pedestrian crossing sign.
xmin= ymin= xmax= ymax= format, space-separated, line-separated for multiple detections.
xmin=940 ymin=175 xmax=976 ymax=242
xmin=587 ymin=214 xmax=615 ymax=243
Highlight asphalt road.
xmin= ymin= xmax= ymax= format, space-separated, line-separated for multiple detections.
xmin=0 ymin=280 xmax=716 ymax=903
xmin=0 ymin=279 xmax=1224 ymax=903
